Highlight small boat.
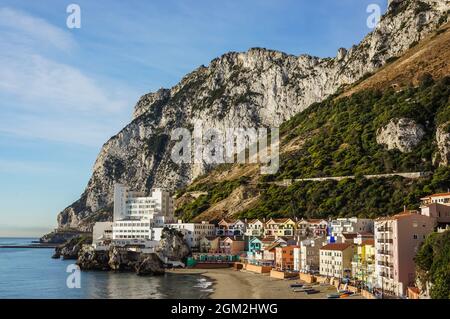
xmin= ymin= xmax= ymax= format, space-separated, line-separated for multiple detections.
xmin=304 ymin=289 xmax=320 ymax=295
xmin=290 ymin=283 xmax=303 ymax=288
xmin=339 ymin=293 xmax=350 ymax=298
xmin=327 ymin=293 xmax=340 ymax=299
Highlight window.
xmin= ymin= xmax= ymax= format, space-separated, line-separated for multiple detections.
xmin=413 ymin=234 xmax=418 ymax=239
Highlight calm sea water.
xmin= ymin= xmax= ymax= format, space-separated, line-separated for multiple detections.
xmin=0 ymin=238 xmax=212 ymax=299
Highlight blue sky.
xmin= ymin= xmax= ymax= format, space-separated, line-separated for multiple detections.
xmin=0 ymin=0 xmax=387 ymax=237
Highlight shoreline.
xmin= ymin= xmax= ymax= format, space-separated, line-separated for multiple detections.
xmin=167 ymin=268 xmax=365 ymax=299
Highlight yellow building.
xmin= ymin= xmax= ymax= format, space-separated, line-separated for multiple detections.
xmin=265 ymin=218 xmax=297 ymax=237
xmin=351 ymin=239 xmax=375 ymax=288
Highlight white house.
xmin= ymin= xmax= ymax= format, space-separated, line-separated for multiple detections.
xmin=166 ymin=221 xmax=216 ymax=249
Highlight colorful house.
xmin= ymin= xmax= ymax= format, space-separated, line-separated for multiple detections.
xmin=351 ymin=239 xmax=375 ymax=288
xmin=244 ymin=219 xmax=265 ymax=237
xmin=247 ymin=236 xmax=263 ymax=253
xmin=297 ymin=219 xmax=328 ymax=238
xmin=275 ymin=245 xmax=298 ymax=271
xmin=216 ymin=219 xmax=246 ymax=236
xmin=219 ymin=236 xmax=246 ymax=255
xmin=264 ymin=218 xmax=296 ymax=237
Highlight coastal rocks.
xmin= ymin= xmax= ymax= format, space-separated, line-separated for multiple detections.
xmin=157 ymin=228 xmax=190 ymax=261
xmin=435 ymin=122 xmax=450 ymax=166
xmin=55 ymin=0 xmax=448 ymax=230
xmin=52 ymin=235 xmax=92 ymax=259
xmin=135 ymin=254 xmax=165 ymax=276
xmin=77 ymin=246 xmax=110 ymax=270
xmin=376 ymin=118 xmax=425 ymax=153
xmin=76 ymin=245 xmax=165 ymax=275
xmin=108 ymin=246 xmax=140 ymax=271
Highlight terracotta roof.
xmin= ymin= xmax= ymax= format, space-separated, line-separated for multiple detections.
xmin=375 ymin=210 xmax=420 ymax=221
xmin=341 ymin=232 xmax=358 ymax=239
xmin=320 ymin=243 xmax=352 ymax=251
xmin=361 ymin=239 xmax=375 ymax=246
xmin=421 ymin=192 xmax=450 ymax=199
xmin=307 ymin=219 xmax=327 ymax=224
xmin=266 ymin=218 xmax=293 ymax=224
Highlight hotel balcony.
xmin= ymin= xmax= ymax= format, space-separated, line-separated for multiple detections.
xmin=377 ymin=238 xmax=393 ymax=244
xmin=377 ymin=250 xmax=392 ymax=256
xmin=377 ymin=261 xmax=393 ymax=267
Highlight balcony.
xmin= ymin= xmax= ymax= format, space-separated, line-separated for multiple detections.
xmin=377 ymin=261 xmax=393 ymax=267
xmin=377 ymin=227 xmax=393 ymax=232
xmin=377 ymin=238 xmax=393 ymax=244
xmin=377 ymin=250 xmax=392 ymax=256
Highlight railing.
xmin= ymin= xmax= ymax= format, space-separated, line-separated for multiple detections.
xmin=377 ymin=239 xmax=393 ymax=243
xmin=377 ymin=250 xmax=392 ymax=256
xmin=377 ymin=261 xmax=393 ymax=267
xmin=377 ymin=227 xmax=393 ymax=232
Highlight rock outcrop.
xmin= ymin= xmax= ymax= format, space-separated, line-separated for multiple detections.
xmin=376 ymin=118 xmax=426 ymax=153
xmin=435 ymin=122 xmax=450 ymax=166
xmin=52 ymin=235 xmax=92 ymax=259
xmin=76 ymin=245 xmax=165 ymax=275
xmin=56 ymin=0 xmax=449 ymax=230
xmin=135 ymin=254 xmax=165 ymax=276
xmin=156 ymin=228 xmax=190 ymax=261
xmin=77 ymin=245 xmax=110 ymax=270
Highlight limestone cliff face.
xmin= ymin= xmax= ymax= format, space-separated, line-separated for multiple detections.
xmin=57 ymin=0 xmax=449 ymax=230
xmin=435 ymin=122 xmax=450 ymax=166
xmin=376 ymin=118 xmax=426 ymax=153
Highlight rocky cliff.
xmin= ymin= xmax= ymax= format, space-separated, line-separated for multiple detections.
xmin=57 ymin=0 xmax=449 ymax=230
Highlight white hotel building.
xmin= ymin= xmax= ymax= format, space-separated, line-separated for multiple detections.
xmin=111 ymin=184 xmax=175 ymax=247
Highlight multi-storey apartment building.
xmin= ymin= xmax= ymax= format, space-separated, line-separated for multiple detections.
xmin=330 ymin=217 xmax=373 ymax=238
xmin=351 ymin=239 xmax=375 ymax=289
xmin=319 ymin=243 xmax=354 ymax=279
xmin=374 ymin=211 xmax=435 ymax=297
xmin=300 ymin=237 xmax=327 ymax=273
xmin=275 ymin=245 xmax=298 ymax=271
xmin=166 ymin=221 xmax=216 ymax=249
xmin=111 ymin=184 xmax=175 ymax=247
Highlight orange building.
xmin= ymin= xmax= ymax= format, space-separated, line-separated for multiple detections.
xmin=275 ymin=245 xmax=298 ymax=271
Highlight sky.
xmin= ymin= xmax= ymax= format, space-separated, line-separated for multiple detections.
xmin=0 ymin=0 xmax=388 ymax=237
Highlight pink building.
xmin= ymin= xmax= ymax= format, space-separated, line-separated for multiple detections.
xmin=420 ymin=192 xmax=450 ymax=225
xmin=374 ymin=211 xmax=435 ymax=297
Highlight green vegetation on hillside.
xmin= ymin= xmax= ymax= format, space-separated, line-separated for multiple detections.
xmin=275 ymin=76 xmax=450 ymax=180
xmin=415 ymin=230 xmax=450 ymax=299
xmin=177 ymin=78 xmax=450 ymax=221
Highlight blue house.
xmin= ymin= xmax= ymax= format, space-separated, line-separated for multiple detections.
xmin=247 ymin=237 xmax=263 ymax=253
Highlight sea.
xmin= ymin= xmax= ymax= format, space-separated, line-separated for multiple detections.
xmin=0 ymin=237 xmax=213 ymax=299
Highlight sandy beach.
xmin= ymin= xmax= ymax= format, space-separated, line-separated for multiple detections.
xmin=167 ymin=268 xmax=365 ymax=299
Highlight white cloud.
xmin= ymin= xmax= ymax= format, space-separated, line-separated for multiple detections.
xmin=0 ymin=7 xmax=75 ymax=51
xmin=0 ymin=7 xmax=137 ymax=146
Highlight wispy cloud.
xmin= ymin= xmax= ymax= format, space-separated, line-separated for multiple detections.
xmin=0 ymin=7 xmax=75 ymax=52
xmin=0 ymin=7 xmax=136 ymax=147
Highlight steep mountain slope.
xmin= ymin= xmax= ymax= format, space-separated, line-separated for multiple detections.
xmin=57 ymin=0 xmax=448 ymax=230
xmin=177 ymin=23 xmax=450 ymax=223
